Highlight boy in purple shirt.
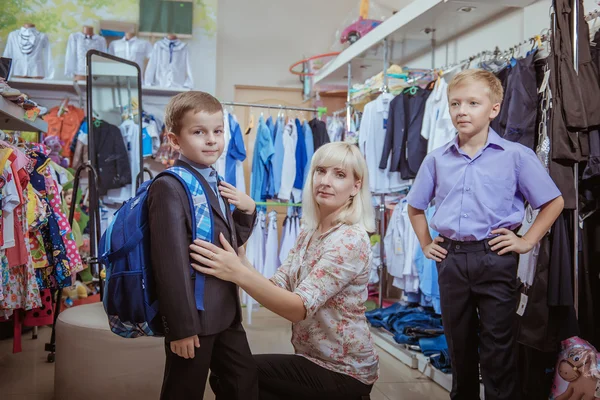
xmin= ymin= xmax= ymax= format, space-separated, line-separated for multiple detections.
xmin=407 ymin=69 xmax=564 ymax=400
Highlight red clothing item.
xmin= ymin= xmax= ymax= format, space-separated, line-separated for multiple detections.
xmin=44 ymin=105 xmax=85 ymax=158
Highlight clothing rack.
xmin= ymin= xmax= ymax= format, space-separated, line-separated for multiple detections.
xmin=220 ymin=101 xmax=322 ymax=114
xmin=255 ymin=201 xmax=302 ymax=207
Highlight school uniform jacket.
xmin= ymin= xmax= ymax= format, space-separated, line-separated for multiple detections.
xmin=148 ymin=160 xmax=256 ymax=341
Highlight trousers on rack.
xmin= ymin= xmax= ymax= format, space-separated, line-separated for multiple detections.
xmin=438 ymin=238 xmax=520 ymax=400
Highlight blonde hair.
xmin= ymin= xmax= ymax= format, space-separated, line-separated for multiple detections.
xmin=302 ymin=142 xmax=375 ymax=232
xmin=447 ymin=69 xmax=504 ymax=105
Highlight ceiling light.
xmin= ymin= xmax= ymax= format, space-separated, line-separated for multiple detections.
xmin=457 ymin=6 xmax=476 ymax=13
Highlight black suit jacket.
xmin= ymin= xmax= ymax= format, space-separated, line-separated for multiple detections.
xmin=91 ymin=121 xmax=131 ymax=195
xmin=379 ymin=89 xmax=431 ymax=180
xmin=148 ymin=161 xmax=256 ymax=340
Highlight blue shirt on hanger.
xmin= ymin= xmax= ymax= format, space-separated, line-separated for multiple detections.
xmin=250 ymin=116 xmax=275 ymax=202
xmin=226 ymin=113 xmax=246 ymax=187
xmin=294 ymin=118 xmax=307 ymax=190
xmin=414 ymin=206 xmax=441 ymax=313
xmin=303 ymin=120 xmax=314 ymax=184
xmin=272 ymin=116 xmax=285 ymax=196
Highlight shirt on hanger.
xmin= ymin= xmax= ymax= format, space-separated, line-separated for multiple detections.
xmin=214 ymin=110 xmax=232 ymax=179
xmin=250 ymin=117 xmax=275 ymax=202
xmin=303 ymin=120 xmax=314 ymax=184
xmin=294 ymin=119 xmax=307 ymax=191
xmin=309 ymin=118 xmax=330 ymax=150
xmin=263 ymin=210 xmax=280 ymax=279
xmin=244 ymin=210 xmax=267 ymax=323
xmin=104 ymin=119 xmax=140 ymax=204
xmin=420 ymin=78 xmax=456 ymax=153
xmin=3 ymin=27 xmax=54 ymax=79
xmin=226 ymin=113 xmax=247 ymax=191
xmin=359 ymin=93 xmax=411 ymax=194
xmin=108 ymin=36 xmax=153 ymax=71
xmin=278 ymin=119 xmax=298 ymax=201
xmin=1 ymin=162 xmax=19 ymax=250
xmin=65 ymin=32 xmax=107 ymax=77
xmin=144 ymin=38 xmax=193 ymax=89
xmin=272 ymin=116 xmax=285 ymax=196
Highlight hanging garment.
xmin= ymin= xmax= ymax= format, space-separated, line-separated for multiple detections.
xmin=272 ymin=116 xmax=285 ymax=196
xmin=214 ymin=110 xmax=232 ymax=180
xmin=495 ymin=52 xmax=538 ymax=150
xmin=384 ymin=201 xmax=419 ymax=294
xmin=326 ymin=117 xmax=344 ymax=143
xmin=108 ymin=36 xmax=152 ymax=71
xmin=44 ymin=105 xmax=85 ymax=159
xmin=226 ymin=113 xmax=247 ymax=191
xmin=262 ymin=211 xmax=280 ymax=279
xmin=243 ymin=210 xmax=267 ymax=323
xmin=303 ymin=120 xmax=314 ymax=184
xmin=64 ymin=32 xmax=107 ymax=77
xmin=517 ymin=206 xmax=541 ymax=288
xmin=2 ymin=27 xmax=54 ymax=79
xmin=279 ymin=215 xmax=298 ymax=265
xmin=293 ymin=119 xmax=307 ymax=192
xmin=309 ymin=118 xmax=330 ymax=150
xmin=380 ymin=88 xmax=431 ymax=180
xmin=250 ymin=117 xmax=275 ymax=202
xmin=413 ymin=206 xmax=440 ymax=313
xmin=103 ymin=119 xmax=140 ymax=204
xmin=420 ymin=78 xmax=455 ymax=153
xmin=90 ymin=121 xmax=132 ymax=195
xmin=144 ymin=38 xmax=193 ymax=89
xmin=278 ymin=120 xmax=298 ymax=201
xmin=359 ymin=93 xmax=411 ymax=194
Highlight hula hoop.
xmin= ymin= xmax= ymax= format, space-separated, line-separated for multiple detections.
xmin=289 ymin=52 xmax=341 ymax=77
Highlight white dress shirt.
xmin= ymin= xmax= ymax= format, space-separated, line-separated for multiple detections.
xmin=108 ymin=36 xmax=152 ymax=71
xmin=421 ymin=78 xmax=456 ymax=153
xmin=144 ymin=38 xmax=193 ymax=89
xmin=263 ymin=211 xmax=280 ymax=279
xmin=243 ymin=210 xmax=267 ymax=323
xmin=3 ymin=27 xmax=54 ymax=79
xmin=65 ymin=32 xmax=107 ymax=77
xmin=359 ymin=93 xmax=411 ymax=194
xmin=214 ymin=110 xmax=232 ymax=178
xmin=384 ymin=200 xmax=419 ymax=293
xmin=278 ymin=119 xmax=298 ymax=201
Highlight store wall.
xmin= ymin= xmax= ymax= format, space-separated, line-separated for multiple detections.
xmin=404 ymin=0 xmax=600 ymax=70
xmin=0 ymin=0 xmax=217 ymax=93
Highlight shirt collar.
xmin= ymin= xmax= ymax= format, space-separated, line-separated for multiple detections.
xmin=122 ymin=36 xmax=137 ymax=43
xmin=376 ymin=93 xmax=395 ymax=113
xmin=443 ymin=128 xmax=505 ymax=154
xmin=179 ymin=155 xmax=217 ymax=182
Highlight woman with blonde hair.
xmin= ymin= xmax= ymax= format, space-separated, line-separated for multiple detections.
xmin=190 ymin=142 xmax=378 ymax=400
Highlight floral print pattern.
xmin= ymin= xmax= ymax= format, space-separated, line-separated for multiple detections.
xmin=271 ymin=223 xmax=379 ymax=385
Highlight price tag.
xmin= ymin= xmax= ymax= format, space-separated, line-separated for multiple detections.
xmin=516 ymin=293 xmax=529 ymax=316
xmin=394 ymin=237 xmax=404 ymax=255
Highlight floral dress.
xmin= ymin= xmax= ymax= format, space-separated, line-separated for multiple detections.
xmin=270 ymin=223 xmax=380 ymax=385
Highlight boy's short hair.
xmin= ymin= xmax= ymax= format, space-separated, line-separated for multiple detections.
xmin=447 ymin=69 xmax=504 ymax=105
xmin=165 ymin=91 xmax=223 ymax=135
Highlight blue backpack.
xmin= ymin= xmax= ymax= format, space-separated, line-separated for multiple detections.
xmin=99 ymin=166 xmax=214 ymax=338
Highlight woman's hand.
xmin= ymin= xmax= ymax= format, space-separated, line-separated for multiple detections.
xmin=189 ymin=233 xmax=247 ymax=283
xmin=219 ymin=181 xmax=256 ymax=214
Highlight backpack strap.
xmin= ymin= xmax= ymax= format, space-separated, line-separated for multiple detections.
xmin=157 ymin=168 xmax=206 ymax=312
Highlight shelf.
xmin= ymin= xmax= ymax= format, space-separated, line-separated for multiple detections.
xmin=0 ymin=96 xmax=48 ymax=132
xmin=314 ymin=0 xmax=539 ymax=86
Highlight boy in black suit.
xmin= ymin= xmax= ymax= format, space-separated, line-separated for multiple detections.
xmin=148 ymin=91 xmax=258 ymax=400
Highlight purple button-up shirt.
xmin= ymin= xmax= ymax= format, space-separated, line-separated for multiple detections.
xmin=406 ymin=129 xmax=561 ymax=241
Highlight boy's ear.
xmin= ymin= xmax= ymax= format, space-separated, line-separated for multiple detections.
xmin=490 ymin=102 xmax=501 ymax=119
xmin=167 ymin=132 xmax=180 ymax=150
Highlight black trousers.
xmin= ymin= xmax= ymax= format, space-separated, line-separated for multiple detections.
xmin=438 ymin=238 xmax=520 ymax=400
xmin=211 ymin=354 xmax=372 ymax=400
xmin=160 ymin=322 xmax=258 ymax=400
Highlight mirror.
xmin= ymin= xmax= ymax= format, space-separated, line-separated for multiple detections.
xmin=87 ymin=51 xmax=143 ymax=206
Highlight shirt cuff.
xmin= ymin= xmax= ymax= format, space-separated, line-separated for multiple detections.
xmin=294 ymin=283 xmax=318 ymax=318
xmin=270 ymin=274 xmax=287 ymax=289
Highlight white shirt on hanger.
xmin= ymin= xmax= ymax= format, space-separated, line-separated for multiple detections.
xmin=3 ymin=27 xmax=54 ymax=79
xmin=421 ymin=78 xmax=456 ymax=153
xmin=263 ymin=210 xmax=280 ymax=279
xmin=1 ymin=162 xmax=20 ymax=250
xmin=243 ymin=210 xmax=267 ymax=323
xmin=517 ymin=206 xmax=541 ymax=287
xmin=64 ymin=32 xmax=107 ymax=78
xmin=359 ymin=93 xmax=411 ymax=194
xmin=388 ymin=201 xmax=419 ymax=293
xmin=278 ymin=119 xmax=297 ymax=201
xmin=214 ymin=110 xmax=232 ymax=178
xmin=279 ymin=215 xmax=297 ymax=265
xmin=108 ymin=36 xmax=152 ymax=71
xmin=144 ymin=38 xmax=193 ymax=89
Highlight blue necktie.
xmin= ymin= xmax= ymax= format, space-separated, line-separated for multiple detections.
xmin=169 ymin=41 xmax=175 ymax=63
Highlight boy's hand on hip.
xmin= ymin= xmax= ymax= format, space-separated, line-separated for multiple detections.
xmin=219 ymin=181 xmax=256 ymax=214
xmin=423 ymin=237 xmax=447 ymax=262
xmin=170 ymin=335 xmax=200 ymax=359
xmin=489 ymin=228 xmax=534 ymax=255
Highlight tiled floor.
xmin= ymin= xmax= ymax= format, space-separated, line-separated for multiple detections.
xmin=0 ymin=308 xmax=449 ymax=399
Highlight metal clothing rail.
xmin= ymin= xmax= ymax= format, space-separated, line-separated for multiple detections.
xmin=220 ymin=101 xmax=320 ymax=113
xmin=255 ymin=201 xmax=302 ymax=207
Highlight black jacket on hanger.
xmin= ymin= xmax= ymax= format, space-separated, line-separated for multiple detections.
xmin=90 ymin=120 xmax=131 ymax=195
xmin=379 ymin=89 xmax=431 ymax=180
xmin=309 ymin=118 xmax=330 ymax=150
